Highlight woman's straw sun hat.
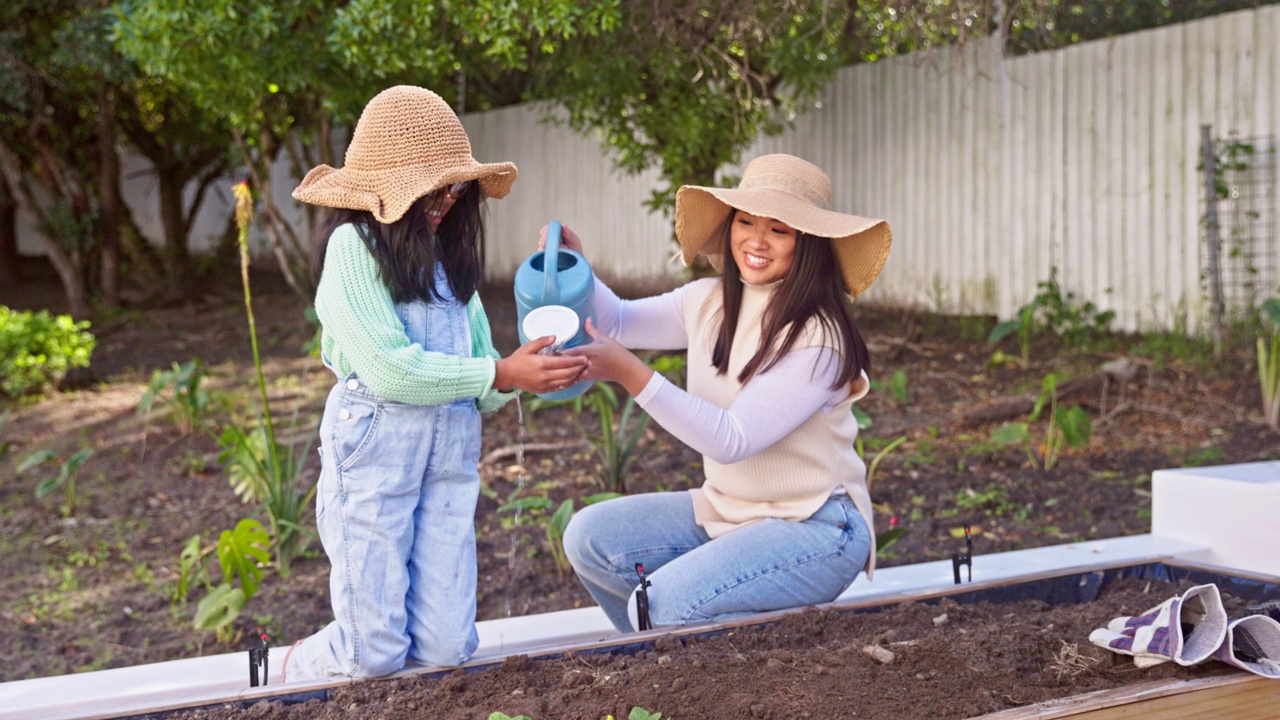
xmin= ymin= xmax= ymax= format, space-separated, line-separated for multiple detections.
xmin=292 ymin=85 xmax=517 ymax=224
xmin=675 ymin=154 xmax=892 ymax=296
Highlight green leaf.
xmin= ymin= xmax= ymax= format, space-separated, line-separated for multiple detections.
xmin=990 ymin=422 xmax=1031 ymax=445
xmin=1054 ymin=406 xmax=1092 ymax=448
xmin=851 ymin=406 xmax=872 ymax=429
xmin=193 ymin=582 xmax=247 ymax=632
xmin=889 ymin=370 xmax=908 ymax=403
xmin=987 ymin=319 xmax=1021 ymax=345
xmin=498 ymin=496 xmax=554 ymax=514
xmin=215 ymin=519 xmax=270 ymax=599
xmin=175 ymin=534 xmax=204 ymax=603
xmin=16 ymin=449 xmax=56 ymax=474
xmin=875 ymin=526 xmax=909 ymax=554
xmin=35 ymin=476 xmax=62 ymax=498
xmin=583 ymin=492 xmax=623 ymax=505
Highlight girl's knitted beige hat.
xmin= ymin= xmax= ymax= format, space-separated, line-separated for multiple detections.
xmin=292 ymin=86 xmax=517 ymax=224
xmin=675 ymin=154 xmax=891 ymax=297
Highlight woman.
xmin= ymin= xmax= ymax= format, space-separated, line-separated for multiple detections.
xmin=282 ymin=85 xmax=586 ymax=681
xmin=560 ymin=153 xmax=892 ymax=632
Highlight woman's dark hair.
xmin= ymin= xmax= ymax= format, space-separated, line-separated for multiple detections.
xmin=310 ymin=185 xmax=486 ymax=303
xmin=711 ymin=212 xmax=870 ymax=390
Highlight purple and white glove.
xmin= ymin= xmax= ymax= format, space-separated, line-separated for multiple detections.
xmin=1088 ymin=583 xmax=1227 ymax=668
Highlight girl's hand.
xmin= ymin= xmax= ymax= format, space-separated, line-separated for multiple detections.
xmin=493 ymin=337 xmax=590 ymax=395
xmin=560 ymin=318 xmax=654 ymax=397
xmin=538 ymin=223 xmax=585 ymax=254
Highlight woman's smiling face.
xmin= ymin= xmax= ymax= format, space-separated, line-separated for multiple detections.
xmin=730 ymin=210 xmax=797 ymax=285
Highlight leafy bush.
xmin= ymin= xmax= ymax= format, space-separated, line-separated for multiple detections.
xmin=0 ymin=306 xmax=95 ymax=399
xmin=987 ymin=269 xmax=1115 ymax=365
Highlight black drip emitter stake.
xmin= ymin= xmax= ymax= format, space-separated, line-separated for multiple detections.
xmin=635 ymin=562 xmax=653 ymax=631
xmin=248 ymin=628 xmax=270 ymax=687
xmin=951 ymin=524 xmax=973 ymax=585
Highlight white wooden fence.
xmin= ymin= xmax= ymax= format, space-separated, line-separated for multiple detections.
xmin=16 ymin=6 xmax=1280 ymax=331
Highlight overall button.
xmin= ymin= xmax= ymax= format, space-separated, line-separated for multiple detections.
xmin=346 ymin=379 xmax=359 ymax=390
xmin=338 ymin=409 xmax=351 ymax=421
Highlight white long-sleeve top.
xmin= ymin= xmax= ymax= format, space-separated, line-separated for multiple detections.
xmin=592 ymin=277 xmax=868 ymax=464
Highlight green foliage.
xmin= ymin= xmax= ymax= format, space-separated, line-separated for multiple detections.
xmin=0 ymin=410 xmax=13 ymax=461
xmin=0 ymin=306 xmax=96 ymax=400
xmin=584 ymin=382 xmax=651 ymax=494
xmin=987 ymin=270 xmax=1115 ymax=365
xmin=1257 ymin=298 xmax=1280 ymax=430
xmin=138 ymin=359 xmax=219 ymax=434
xmin=174 ymin=520 xmax=271 ymax=643
xmin=990 ymin=373 xmax=1093 ymax=470
xmin=17 ymin=446 xmax=94 ymax=517
xmin=217 ymin=424 xmax=316 ymax=578
xmin=889 ymin=370 xmax=908 ymax=403
xmin=546 ymin=1 xmax=849 ymax=212
xmin=954 ymin=484 xmax=1017 ymax=517
xmin=545 ymin=498 xmax=575 ymax=575
xmin=859 ymin=435 xmax=907 ymax=493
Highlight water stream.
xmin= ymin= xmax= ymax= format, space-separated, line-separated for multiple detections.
xmin=503 ymin=394 xmax=529 ymax=617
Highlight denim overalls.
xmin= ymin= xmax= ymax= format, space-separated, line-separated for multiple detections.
xmin=287 ymin=262 xmax=482 ymax=680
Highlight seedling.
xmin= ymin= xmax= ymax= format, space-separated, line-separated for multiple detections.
xmin=17 ymin=446 xmax=94 ymax=517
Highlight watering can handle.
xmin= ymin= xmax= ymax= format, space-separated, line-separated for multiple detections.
xmin=543 ymin=221 xmax=562 ymax=305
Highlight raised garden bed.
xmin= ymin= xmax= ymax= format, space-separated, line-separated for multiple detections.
xmin=153 ymin=562 xmax=1280 ymax=720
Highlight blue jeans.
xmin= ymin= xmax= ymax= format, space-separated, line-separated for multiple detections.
xmin=563 ymin=491 xmax=871 ymax=632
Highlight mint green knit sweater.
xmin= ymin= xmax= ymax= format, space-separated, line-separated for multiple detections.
xmin=314 ymin=223 xmax=515 ymax=412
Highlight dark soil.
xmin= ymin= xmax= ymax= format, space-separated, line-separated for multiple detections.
xmin=167 ymin=577 xmax=1251 ymax=720
xmin=1 ymin=263 xmax=1277 ymax=716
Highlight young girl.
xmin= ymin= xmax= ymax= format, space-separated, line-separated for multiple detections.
xmin=283 ymin=86 xmax=587 ymax=681
xmin=559 ymin=154 xmax=892 ymax=632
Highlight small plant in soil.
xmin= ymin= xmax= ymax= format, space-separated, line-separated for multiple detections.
xmin=17 ymin=445 xmax=94 ymax=517
xmin=138 ymin=359 xmax=221 ymax=437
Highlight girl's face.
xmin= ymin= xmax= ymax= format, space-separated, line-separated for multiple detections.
xmin=730 ymin=210 xmax=797 ymax=285
xmin=424 ymin=181 xmax=472 ymax=230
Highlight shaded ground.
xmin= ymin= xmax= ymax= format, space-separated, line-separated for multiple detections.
xmin=0 ymin=264 xmax=1276 ymax=715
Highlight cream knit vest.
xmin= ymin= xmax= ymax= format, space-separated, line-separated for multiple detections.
xmin=683 ymin=279 xmax=877 ymax=577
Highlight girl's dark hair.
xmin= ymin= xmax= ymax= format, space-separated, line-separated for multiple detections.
xmin=310 ymin=185 xmax=486 ymax=303
xmin=711 ymin=212 xmax=870 ymax=390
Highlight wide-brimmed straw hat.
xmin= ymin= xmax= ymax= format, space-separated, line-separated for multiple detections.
xmin=292 ymin=86 xmax=517 ymax=224
xmin=675 ymin=154 xmax=891 ymax=296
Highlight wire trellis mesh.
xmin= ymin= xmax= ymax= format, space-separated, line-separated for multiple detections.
xmin=1201 ymin=131 xmax=1278 ymax=337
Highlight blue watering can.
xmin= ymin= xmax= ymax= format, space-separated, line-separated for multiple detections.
xmin=514 ymin=221 xmax=596 ymax=400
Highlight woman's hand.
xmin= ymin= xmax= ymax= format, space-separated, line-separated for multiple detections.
xmin=538 ymin=223 xmax=585 ymax=254
xmin=494 ymin=336 xmax=590 ymax=395
xmin=561 ymin=318 xmax=654 ymax=397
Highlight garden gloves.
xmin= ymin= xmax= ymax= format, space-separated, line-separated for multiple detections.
xmin=1214 ymin=614 xmax=1280 ymax=678
xmin=1090 ymin=583 xmax=1280 ymax=678
xmin=1088 ymin=583 xmax=1227 ymax=668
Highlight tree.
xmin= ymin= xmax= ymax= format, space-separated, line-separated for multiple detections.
xmin=115 ymin=0 xmax=621 ymax=299
xmin=0 ymin=0 xmax=119 ymax=318
xmin=527 ymin=1 xmax=853 ymax=213
xmin=116 ymin=79 xmax=235 ymax=301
